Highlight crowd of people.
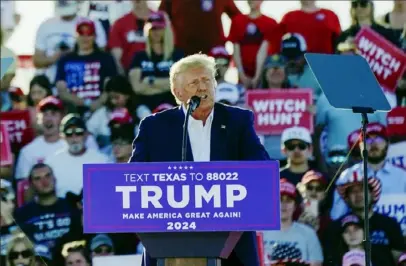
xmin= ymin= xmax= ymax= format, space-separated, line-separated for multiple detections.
xmin=1 ymin=0 xmax=406 ymax=266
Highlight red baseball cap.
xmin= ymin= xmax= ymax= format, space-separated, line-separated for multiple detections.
xmin=76 ymin=19 xmax=96 ymax=36
xmin=109 ymin=108 xmax=133 ymax=125
xmin=280 ymin=178 xmax=297 ymax=199
xmin=365 ymin=122 xmax=388 ymax=139
xmin=147 ymin=11 xmax=166 ymax=29
xmin=37 ymin=96 xmax=64 ymax=112
xmin=208 ymin=46 xmax=231 ymax=64
xmin=9 ymin=87 xmax=24 ymax=97
xmin=301 ymin=170 xmax=326 ymax=185
xmin=347 ymin=128 xmax=361 ymax=149
xmin=387 ymin=107 xmax=406 ymax=137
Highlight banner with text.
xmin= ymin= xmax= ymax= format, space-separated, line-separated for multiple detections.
xmin=246 ymin=89 xmax=313 ymax=135
xmin=83 ymin=161 xmax=281 ymax=233
xmin=0 ymin=123 xmax=13 ymax=166
xmin=355 ymin=27 xmax=406 ymax=92
xmin=0 ymin=110 xmax=34 ymax=152
xmin=374 ymin=194 xmax=406 ymax=236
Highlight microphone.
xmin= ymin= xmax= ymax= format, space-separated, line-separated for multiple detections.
xmin=188 ymin=96 xmax=201 ymax=113
xmin=182 ymin=96 xmax=201 ymax=161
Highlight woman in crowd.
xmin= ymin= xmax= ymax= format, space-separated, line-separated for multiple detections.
xmin=64 ymin=246 xmax=91 ymax=266
xmin=55 ymin=19 xmax=117 ymax=118
xmin=86 ymin=75 xmax=137 ymax=149
xmin=335 ymin=0 xmax=399 ymax=49
xmin=26 ymin=75 xmax=53 ymax=134
xmin=128 ymin=11 xmax=183 ymax=111
xmin=6 ymin=234 xmax=35 ymax=266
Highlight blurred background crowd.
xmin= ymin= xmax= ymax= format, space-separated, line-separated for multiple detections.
xmin=1 ymin=0 xmax=406 ymax=266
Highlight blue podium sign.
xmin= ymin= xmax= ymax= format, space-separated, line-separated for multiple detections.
xmin=83 ymin=161 xmax=280 ymax=233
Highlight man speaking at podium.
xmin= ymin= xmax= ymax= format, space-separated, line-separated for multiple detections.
xmin=129 ymin=53 xmax=270 ymax=266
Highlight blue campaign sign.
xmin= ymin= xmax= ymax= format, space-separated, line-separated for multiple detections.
xmin=1 ymin=57 xmax=14 ymax=79
xmin=83 ymin=161 xmax=281 ymax=233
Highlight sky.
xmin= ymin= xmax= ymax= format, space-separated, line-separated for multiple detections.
xmin=6 ymin=1 xmax=396 ymax=55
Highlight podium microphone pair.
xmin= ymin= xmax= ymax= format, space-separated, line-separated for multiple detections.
xmin=182 ymin=95 xmax=205 ymax=161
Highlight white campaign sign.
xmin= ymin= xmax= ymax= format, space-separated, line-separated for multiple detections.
xmin=93 ymin=255 xmax=142 ymax=266
xmin=374 ymin=194 xmax=406 ymax=236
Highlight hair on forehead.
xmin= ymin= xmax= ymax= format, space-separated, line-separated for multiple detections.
xmin=169 ymin=53 xmax=217 ymax=101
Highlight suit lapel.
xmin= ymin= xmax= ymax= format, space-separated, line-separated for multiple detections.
xmin=174 ymin=106 xmax=194 ymax=162
xmin=210 ymin=103 xmax=228 ymax=161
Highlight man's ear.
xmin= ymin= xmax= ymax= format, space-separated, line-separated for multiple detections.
xmin=173 ymin=87 xmax=183 ymax=101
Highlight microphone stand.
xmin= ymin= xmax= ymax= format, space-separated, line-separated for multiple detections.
xmin=182 ymin=96 xmax=201 ymax=162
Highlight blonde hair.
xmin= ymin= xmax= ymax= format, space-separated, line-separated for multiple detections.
xmin=169 ymin=53 xmax=217 ymax=103
xmin=144 ymin=13 xmax=174 ymax=61
xmin=6 ymin=234 xmax=35 ymax=266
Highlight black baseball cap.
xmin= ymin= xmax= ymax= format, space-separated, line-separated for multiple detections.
xmin=281 ymin=33 xmax=307 ymax=60
xmin=60 ymin=113 xmax=86 ymax=133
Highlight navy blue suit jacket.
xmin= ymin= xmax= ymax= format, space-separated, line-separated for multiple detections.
xmin=129 ymin=103 xmax=270 ymax=266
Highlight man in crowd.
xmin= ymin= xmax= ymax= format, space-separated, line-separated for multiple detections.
xmin=90 ymin=234 xmax=115 ymax=259
xmin=324 ymin=169 xmax=405 ymax=266
xmin=262 ymin=179 xmax=323 ymax=266
xmin=45 ymin=114 xmax=108 ymax=198
xmin=386 ymin=106 xmax=406 ymax=169
xmin=14 ymin=163 xmax=78 ymax=250
xmin=108 ymin=109 xmax=136 ymax=163
xmin=280 ymin=126 xmax=316 ymax=185
xmin=330 ymin=123 xmax=406 ymax=219
xmin=159 ymin=0 xmax=241 ymax=56
xmin=33 ymin=0 xmax=106 ymax=83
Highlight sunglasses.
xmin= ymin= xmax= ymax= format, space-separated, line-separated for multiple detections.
xmin=9 ymin=250 xmax=33 ymax=260
xmin=351 ymin=1 xmax=369 ymax=8
xmin=285 ymin=142 xmax=308 ymax=151
xmin=94 ymin=246 xmax=112 ymax=254
xmin=64 ymin=128 xmax=85 ymax=137
xmin=365 ymin=136 xmax=385 ymax=145
xmin=306 ymin=184 xmax=324 ymax=192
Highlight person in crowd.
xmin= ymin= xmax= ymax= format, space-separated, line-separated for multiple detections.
xmin=386 ymin=106 xmax=406 ymax=169
xmin=33 ymin=0 xmax=107 ymax=83
xmin=280 ymin=33 xmax=321 ymax=103
xmin=34 ymin=245 xmax=53 ymax=266
xmin=315 ymin=91 xmax=386 ymax=173
xmin=228 ymin=0 xmax=277 ymax=89
xmin=108 ymin=0 xmax=151 ymax=73
xmin=272 ymin=0 xmax=341 ymax=55
xmin=64 ymin=246 xmax=91 ymax=266
xmin=0 ymin=180 xmax=19 ymax=265
xmin=128 ymin=11 xmax=182 ymax=111
xmin=325 ymin=147 xmax=349 ymax=182
xmin=86 ymin=75 xmax=137 ymax=149
xmin=6 ymin=234 xmax=36 ymax=266
xmin=335 ymin=0 xmax=399 ymax=49
xmin=45 ymin=114 xmax=108 ymax=198
xmin=297 ymin=170 xmax=331 ymax=238
xmin=8 ymin=87 xmax=27 ymax=111
xmin=324 ymin=169 xmax=405 ymax=266
xmin=108 ymin=109 xmax=136 ymax=163
xmin=280 ymin=127 xmax=316 ymax=185
xmin=0 ymin=28 xmax=16 ymax=112
xmin=89 ymin=234 xmax=114 ymax=258
xmin=335 ymin=214 xmax=366 ymax=266
xmin=208 ymin=46 xmax=245 ymax=106
xmin=14 ymin=163 xmax=78 ymax=249
xmin=262 ymin=179 xmax=323 ymax=266
xmin=55 ymin=19 xmax=117 ymax=117
xmin=330 ymin=123 xmax=406 ymax=219
xmin=26 ymin=75 xmax=53 ymax=134
xmin=379 ymin=0 xmax=406 ymax=41
xmin=159 ymin=0 xmax=241 ymax=56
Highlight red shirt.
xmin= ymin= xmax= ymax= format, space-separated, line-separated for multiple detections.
xmin=270 ymin=8 xmax=341 ymax=55
xmin=108 ymin=12 xmax=148 ymax=70
xmin=159 ymin=0 xmax=241 ymax=56
xmin=229 ymin=14 xmax=278 ymax=77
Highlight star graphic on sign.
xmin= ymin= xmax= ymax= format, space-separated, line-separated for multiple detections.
xmin=179 ymin=166 xmax=183 ymax=170
xmin=173 ymin=166 xmax=177 ymax=170
xmin=184 ymin=166 xmax=188 ymax=170
xmin=189 ymin=166 xmax=193 ymax=170
xmin=168 ymin=166 xmax=172 ymax=170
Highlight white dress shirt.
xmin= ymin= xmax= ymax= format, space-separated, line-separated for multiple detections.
xmin=183 ymin=106 xmax=214 ymax=162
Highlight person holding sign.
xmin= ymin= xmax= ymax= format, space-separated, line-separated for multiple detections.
xmin=130 ymin=53 xmax=270 ymax=266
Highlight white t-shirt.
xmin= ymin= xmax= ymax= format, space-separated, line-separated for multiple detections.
xmin=86 ymin=106 xmax=111 ymax=137
xmin=387 ymin=141 xmax=406 ymax=169
xmin=45 ymin=148 xmax=109 ymax=197
xmin=79 ymin=0 xmax=132 ymax=24
xmin=261 ymin=222 xmax=323 ymax=264
xmin=15 ymin=135 xmax=100 ymax=180
xmin=34 ymin=16 xmax=107 ymax=83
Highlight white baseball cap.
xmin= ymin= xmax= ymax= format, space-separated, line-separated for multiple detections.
xmin=281 ymin=126 xmax=312 ymax=144
xmin=215 ymin=83 xmax=240 ymax=105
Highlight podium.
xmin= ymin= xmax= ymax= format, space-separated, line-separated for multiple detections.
xmin=83 ymin=161 xmax=281 ymax=266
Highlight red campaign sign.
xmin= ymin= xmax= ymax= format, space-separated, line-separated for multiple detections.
xmin=246 ymin=89 xmax=313 ymax=135
xmin=0 ymin=123 xmax=13 ymax=166
xmin=0 ymin=110 xmax=34 ymax=152
xmin=355 ymin=27 xmax=406 ymax=92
